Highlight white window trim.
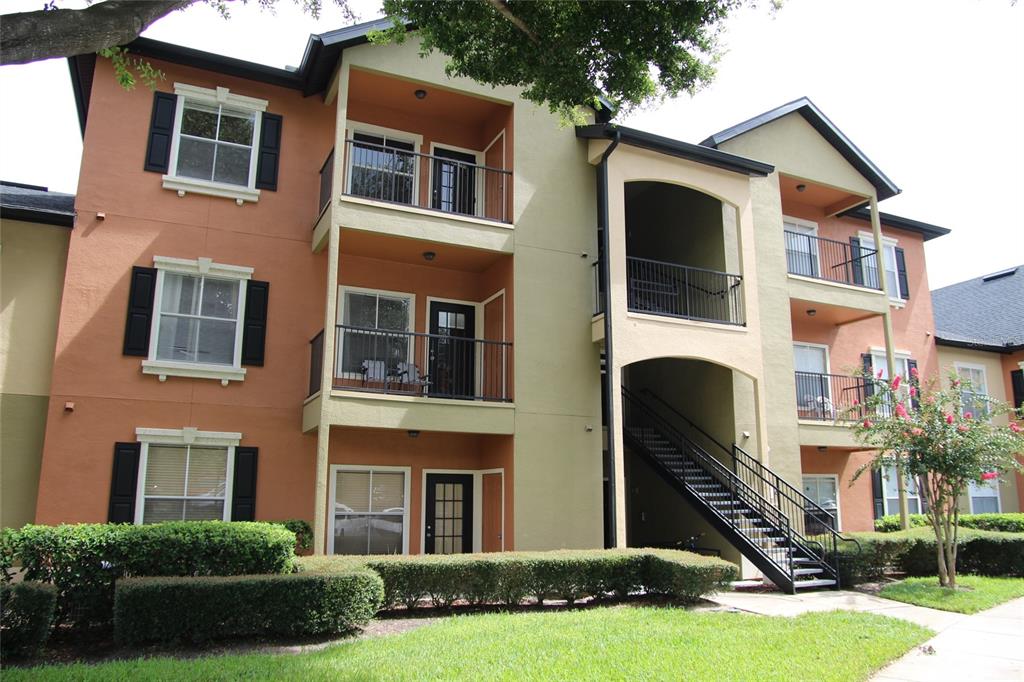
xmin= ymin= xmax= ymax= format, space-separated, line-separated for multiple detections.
xmin=427 ymin=142 xmax=486 ymax=219
xmin=783 ymin=215 xmax=820 ymax=233
xmin=954 ymin=361 xmax=991 ymax=420
xmin=336 ymin=285 xmax=416 ymax=381
xmin=133 ymin=426 xmax=240 ymax=525
xmin=425 ymin=296 xmax=485 ymax=398
xmin=968 ymin=478 xmax=1002 ymax=514
xmin=801 ymin=473 xmax=841 ymax=531
xmin=421 ymin=468 xmax=505 ymax=554
xmin=328 ymin=464 xmax=412 ymax=555
xmin=162 ymin=83 xmax=267 ymax=205
xmin=142 ymin=256 xmax=253 ymax=386
xmin=345 ymin=122 xmax=423 ymax=206
xmin=858 ymin=230 xmax=905 ymax=302
xmin=793 ymin=341 xmax=831 ymax=373
xmin=882 ymin=465 xmax=921 ymax=516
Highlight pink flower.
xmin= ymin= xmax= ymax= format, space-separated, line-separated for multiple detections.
xmin=1010 ymin=423 xmax=1021 ymax=433
xmin=958 ymin=425 xmax=969 ymax=432
xmin=946 ymin=413 xmax=955 ymax=424
xmin=911 ymin=427 xmax=924 ymax=436
xmin=862 ymin=419 xmax=873 ymax=428
xmin=852 ymin=398 xmax=859 ymax=406
xmin=911 ymin=366 xmax=920 ymax=378
xmin=877 ymin=368 xmax=885 ymax=378
xmin=909 ymin=387 xmax=917 ymax=398
xmin=895 ymin=403 xmax=908 ymax=419
xmin=981 ymin=472 xmax=998 ymax=481
xmin=892 ymin=375 xmax=902 ymax=390
xmin=926 ymin=396 xmax=936 ymax=405
xmin=964 ymin=411 xmax=973 ymax=420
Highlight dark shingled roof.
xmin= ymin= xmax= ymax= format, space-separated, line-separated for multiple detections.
xmin=0 ymin=181 xmax=75 ymax=227
xmin=932 ymin=266 xmax=1024 ymax=353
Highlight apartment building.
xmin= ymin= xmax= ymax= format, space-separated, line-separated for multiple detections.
xmin=0 ymin=182 xmax=73 ymax=531
xmin=933 ymin=266 xmax=1024 ymax=514
xmin=26 ymin=19 xmax=963 ymax=591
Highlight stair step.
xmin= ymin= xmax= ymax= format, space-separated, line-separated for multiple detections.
xmin=794 ymin=568 xmax=823 ymax=576
xmin=793 ymin=578 xmax=837 ymax=590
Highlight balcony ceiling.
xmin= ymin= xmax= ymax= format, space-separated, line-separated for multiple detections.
xmin=339 ymin=228 xmax=506 ymax=272
xmin=790 ymin=297 xmax=880 ymax=327
xmin=779 ymin=174 xmax=865 ymax=216
xmin=348 ymin=68 xmax=509 ymax=130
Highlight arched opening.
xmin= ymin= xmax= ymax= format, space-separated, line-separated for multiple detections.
xmin=622 ymin=182 xmax=743 ymax=325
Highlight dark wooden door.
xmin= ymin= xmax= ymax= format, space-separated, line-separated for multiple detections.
xmin=425 ymin=473 xmax=473 ymax=554
xmin=429 ymin=301 xmax=476 ymax=399
xmin=431 ymin=147 xmax=477 ymax=216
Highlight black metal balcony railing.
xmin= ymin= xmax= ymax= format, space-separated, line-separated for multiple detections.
xmin=317 ymin=149 xmax=334 ymax=216
xmin=794 ymin=371 xmax=869 ymax=421
xmin=329 ymin=325 xmax=512 ymax=402
xmin=592 ymin=261 xmax=605 ymax=316
xmin=341 ymin=139 xmax=512 ymax=224
xmin=626 ymin=257 xmax=744 ymax=326
xmin=308 ymin=330 xmax=325 ymax=397
xmin=784 ymin=231 xmax=881 ymax=290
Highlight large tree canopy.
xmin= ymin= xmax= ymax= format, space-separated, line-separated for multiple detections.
xmin=1 ymin=0 xmax=749 ymax=116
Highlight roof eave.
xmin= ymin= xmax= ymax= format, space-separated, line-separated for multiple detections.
xmin=934 ymin=337 xmax=1024 ymax=354
xmin=842 ymin=206 xmax=951 ymax=241
xmin=0 ymin=205 xmax=74 ymax=228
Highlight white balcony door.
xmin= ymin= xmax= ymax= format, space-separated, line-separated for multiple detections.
xmin=794 ymin=343 xmax=831 ymax=417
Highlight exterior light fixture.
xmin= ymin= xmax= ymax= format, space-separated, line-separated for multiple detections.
xmin=806 ymin=309 xmax=817 ymax=317
xmin=414 ymin=89 xmax=427 ymax=100
xmin=407 ymin=430 xmax=420 ymax=438
xmin=796 ymin=183 xmax=807 ymax=192
xmin=422 ymin=251 xmax=436 ymax=261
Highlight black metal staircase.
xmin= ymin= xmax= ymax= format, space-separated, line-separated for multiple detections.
xmin=622 ymin=387 xmax=860 ymax=593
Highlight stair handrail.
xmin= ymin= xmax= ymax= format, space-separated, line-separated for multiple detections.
xmin=623 ymin=389 xmax=799 ymax=575
xmin=639 ymin=388 xmax=734 ymax=460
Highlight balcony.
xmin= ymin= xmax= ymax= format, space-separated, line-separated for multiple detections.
xmin=795 ymin=370 xmax=868 ymax=448
xmin=784 ymin=231 xmax=880 ymax=289
xmin=625 ymin=257 xmax=744 ymax=326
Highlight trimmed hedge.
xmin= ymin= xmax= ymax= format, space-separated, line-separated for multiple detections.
xmin=297 ymin=548 xmax=736 ymax=609
xmin=7 ymin=522 xmax=296 ymax=627
xmin=114 ymin=570 xmax=384 ymax=645
xmin=274 ymin=519 xmax=314 ymax=552
xmin=838 ymin=527 xmax=1024 ymax=585
xmin=1 ymin=582 xmax=58 ymax=660
xmin=875 ymin=513 xmax=1024 ymax=534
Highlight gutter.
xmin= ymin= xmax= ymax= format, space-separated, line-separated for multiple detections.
xmin=597 ymin=129 xmax=620 ymax=548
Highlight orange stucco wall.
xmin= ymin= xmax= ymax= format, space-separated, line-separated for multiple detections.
xmin=326 ymin=427 xmax=513 ymax=554
xmin=1002 ymin=350 xmax=1024 ymax=511
xmin=35 ymin=57 xmax=335 ymax=524
xmin=800 ymin=447 xmax=876 ymax=532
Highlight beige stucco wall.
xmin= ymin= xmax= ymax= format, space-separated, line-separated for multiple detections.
xmin=318 ymin=39 xmax=604 ymax=552
xmin=1 ymin=218 xmax=70 ymax=528
xmin=936 ymin=346 xmax=1020 ymax=513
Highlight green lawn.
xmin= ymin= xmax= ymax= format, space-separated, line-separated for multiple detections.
xmin=879 ymin=575 xmax=1024 ymax=614
xmin=9 ymin=607 xmax=930 ymax=682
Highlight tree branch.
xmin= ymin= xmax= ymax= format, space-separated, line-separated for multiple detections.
xmin=485 ymin=0 xmax=539 ymax=44
xmin=1 ymin=0 xmax=197 ymax=66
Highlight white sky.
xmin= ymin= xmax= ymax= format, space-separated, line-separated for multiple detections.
xmin=1 ymin=0 xmax=1021 ymax=289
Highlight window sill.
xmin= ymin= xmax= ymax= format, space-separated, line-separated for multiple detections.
xmin=142 ymin=360 xmax=246 ymax=386
xmin=162 ymin=176 xmax=260 ymax=205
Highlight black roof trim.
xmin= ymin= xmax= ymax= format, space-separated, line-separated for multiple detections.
xmin=68 ymin=53 xmax=96 ymax=135
xmin=127 ymin=37 xmax=306 ymax=90
xmin=934 ymin=337 xmax=1024 ymax=354
xmin=841 ymin=206 xmax=951 ymax=241
xmin=577 ymin=124 xmax=774 ymax=177
xmin=0 ymin=205 xmax=74 ymax=228
xmin=1 ymin=182 xmax=75 ymax=228
xmin=700 ymin=97 xmax=901 ymax=201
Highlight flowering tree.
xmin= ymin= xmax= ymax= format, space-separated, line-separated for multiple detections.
xmin=850 ymin=367 xmax=1023 ymax=588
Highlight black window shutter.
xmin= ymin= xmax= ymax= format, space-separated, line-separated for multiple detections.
xmin=871 ymin=468 xmax=884 ymax=520
xmin=123 ymin=266 xmax=157 ymax=356
xmin=849 ymin=237 xmax=864 ymax=286
xmin=144 ymin=91 xmax=178 ymax=173
xmin=894 ymin=247 xmax=910 ymax=300
xmin=108 ymin=443 xmax=141 ymax=523
xmin=1011 ymin=369 xmax=1024 ymax=418
xmin=861 ymin=353 xmax=875 ymax=399
xmin=906 ymin=359 xmax=920 ymax=409
xmin=231 ymin=447 xmax=259 ymax=521
xmin=255 ymin=113 xmax=283 ymax=190
xmin=241 ymin=280 xmax=270 ymax=366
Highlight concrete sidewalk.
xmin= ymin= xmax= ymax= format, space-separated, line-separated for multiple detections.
xmin=708 ymin=590 xmax=1024 ymax=681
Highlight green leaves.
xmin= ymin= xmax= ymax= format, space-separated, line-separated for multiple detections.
xmin=378 ymin=0 xmax=744 ymax=120
xmin=97 ymin=46 xmax=164 ymax=91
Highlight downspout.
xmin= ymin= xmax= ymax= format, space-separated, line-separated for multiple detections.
xmin=597 ymin=128 xmax=620 ymax=548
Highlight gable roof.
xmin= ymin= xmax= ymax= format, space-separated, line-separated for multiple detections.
xmin=0 ymin=181 xmax=75 ymax=227
xmin=932 ymin=266 xmax=1024 ymax=352
xmin=700 ymin=97 xmax=901 ymax=201
xmin=576 ymin=124 xmax=774 ymax=177
xmin=841 ymin=206 xmax=951 ymax=242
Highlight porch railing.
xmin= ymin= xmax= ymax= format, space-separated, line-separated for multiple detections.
xmin=341 ymin=138 xmax=512 ymax=223
xmin=317 ymin=149 xmax=334 ymax=216
xmin=784 ymin=231 xmax=880 ymax=290
xmin=592 ymin=261 xmax=605 ymax=316
xmin=332 ymin=324 xmax=512 ymax=402
xmin=626 ymin=257 xmax=744 ymax=326
xmin=794 ymin=371 xmax=869 ymax=421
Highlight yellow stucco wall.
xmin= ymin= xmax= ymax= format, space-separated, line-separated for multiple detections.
xmin=936 ymin=346 xmax=1020 ymax=513
xmin=1 ymin=218 xmax=70 ymax=529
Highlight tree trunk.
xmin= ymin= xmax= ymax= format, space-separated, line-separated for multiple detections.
xmin=0 ymin=0 xmax=196 ymax=66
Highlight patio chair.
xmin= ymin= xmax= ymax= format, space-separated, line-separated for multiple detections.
xmin=360 ymin=359 xmax=388 ymax=386
xmin=396 ymin=361 xmax=430 ymax=395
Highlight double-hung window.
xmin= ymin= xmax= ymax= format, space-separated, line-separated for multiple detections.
xmin=330 ymin=466 xmax=409 ymax=554
xmin=339 ymin=288 xmax=413 ymax=377
xmin=783 ymin=218 xmax=820 ymax=278
xmin=164 ymin=84 xmax=267 ymax=203
xmin=860 ymin=234 xmax=904 ymax=300
xmin=883 ymin=465 xmax=921 ymax=515
xmin=142 ymin=257 xmax=252 ymax=385
xmin=347 ymin=129 xmax=418 ymax=205
xmin=801 ymin=475 xmax=840 ymax=531
xmin=968 ymin=478 xmax=1001 ymax=513
xmin=956 ymin=364 xmax=990 ymax=419
xmin=135 ymin=428 xmax=239 ymax=524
